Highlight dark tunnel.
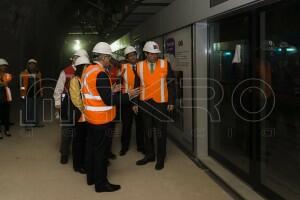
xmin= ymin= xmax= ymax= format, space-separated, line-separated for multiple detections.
xmin=0 ymin=0 xmax=139 ymax=79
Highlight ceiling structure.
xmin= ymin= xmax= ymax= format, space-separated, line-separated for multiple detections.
xmin=0 ymin=0 xmax=175 ymax=79
xmin=67 ymin=0 xmax=175 ymax=43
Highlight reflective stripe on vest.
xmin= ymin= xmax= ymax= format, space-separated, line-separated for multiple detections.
xmin=20 ymin=71 xmax=37 ymax=98
xmin=83 ymin=93 xmax=102 ymax=100
xmin=137 ymin=59 xmax=168 ymax=103
xmin=85 ymin=106 xmax=114 ymax=112
xmin=138 ymin=61 xmax=145 ymax=100
xmin=5 ymin=87 xmax=12 ymax=102
xmin=123 ymin=64 xmax=128 ymax=92
xmin=121 ymin=63 xmax=135 ymax=93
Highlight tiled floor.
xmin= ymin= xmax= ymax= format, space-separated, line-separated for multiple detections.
xmin=0 ymin=122 xmax=233 ymax=200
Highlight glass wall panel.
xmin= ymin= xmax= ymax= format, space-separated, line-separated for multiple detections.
xmin=258 ymin=1 xmax=300 ymax=199
xmin=208 ymin=14 xmax=251 ymax=173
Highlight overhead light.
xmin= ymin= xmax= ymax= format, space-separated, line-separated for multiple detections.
xmin=73 ymin=40 xmax=81 ymax=51
xmin=223 ymin=52 xmax=232 ymax=56
xmin=287 ymin=47 xmax=297 ymax=52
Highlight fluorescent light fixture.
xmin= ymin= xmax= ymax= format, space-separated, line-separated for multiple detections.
xmin=73 ymin=40 xmax=81 ymax=51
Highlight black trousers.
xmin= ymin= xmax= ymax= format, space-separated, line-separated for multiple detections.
xmin=72 ymin=122 xmax=87 ymax=170
xmin=86 ymin=122 xmax=113 ymax=186
xmin=121 ymin=103 xmax=144 ymax=151
xmin=140 ymin=100 xmax=168 ymax=163
xmin=60 ymin=126 xmax=74 ymax=157
xmin=0 ymin=102 xmax=10 ymax=132
xmin=59 ymin=96 xmax=74 ymax=157
xmin=22 ymin=97 xmax=41 ymax=125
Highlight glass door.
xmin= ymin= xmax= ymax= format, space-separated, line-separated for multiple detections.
xmin=257 ymin=0 xmax=300 ymax=199
xmin=208 ymin=13 xmax=252 ymax=179
xmin=208 ymin=0 xmax=300 ymax=199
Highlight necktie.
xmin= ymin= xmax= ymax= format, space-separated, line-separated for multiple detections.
xmin=150 ymin=63 xmax=154 ymax=74
xmin=132 ymin=64 xmax=136 ymax=72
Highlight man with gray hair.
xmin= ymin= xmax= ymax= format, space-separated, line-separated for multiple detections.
xmin=81 ymin=42 xmax=139 ymax=192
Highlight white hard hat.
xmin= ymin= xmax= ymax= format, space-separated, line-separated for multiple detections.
xmin=143 ymin=41 xmax=161 ymax=54
xmin=74 ymin=49 xmax=88 ymax=57
xmin=28 ymin=59 xmax=37 ymax=64
xmin=92 ymin=42 xmax=113 ymax=55
xmin=124 ymin=46 xmax=136 ymax=56
xmin=74 ymin=56 xmax=90 ymax=67
xmin=118 ymin=56 xmax=126 ymax=61
xmin=0 ymin=58 xmax=8 ymax=66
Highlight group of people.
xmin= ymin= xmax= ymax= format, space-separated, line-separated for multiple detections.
xmin=54 ymin=40 xmax=176 ymax=193
xmin=0 ymin=40 xmax=176 ymax=193
xmin=0 ymin=58 xmax=43 ymax=139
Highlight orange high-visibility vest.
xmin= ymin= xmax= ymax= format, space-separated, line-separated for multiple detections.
xmin=121 ymin=63 xmax=135 ymax=93
xmin=0 ymin=73 xmax=12 ymax=102
xmin=20 ymin=70 xmax=42 ymax=98
xmin=81 ymin=64 xmax=116 ymax=125
xmin=137 ymin=59 xmax=168 ymax=103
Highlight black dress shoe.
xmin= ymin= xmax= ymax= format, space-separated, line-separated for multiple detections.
xmin=95 ymin=183 xmax=121 ymax=193
xmin=155 ymin=162 xmax=164 ymax=170
xmin=4 ymin=132 xmax=11 ymax=137
xmin=119 ymin=149 xmax=127 ymax=156
xmin=74 ymin=168 xmax=86 ymax=174
xmin=108 ymin=152 xmax=117 ymax=160
xmin=136 ymin=157 xmax=155 ymax=165
xmin=87 ymin=177 xmax=95 ymax=185
xmin=60 ymin=155 xmax=68 ymax=164
xmin=0 ymin=133 xmax=3 ymax=140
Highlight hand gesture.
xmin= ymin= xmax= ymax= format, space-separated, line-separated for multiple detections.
xmin=167 ymin=105 xmax=174 ymax=112
xmin=112 ymin=83 xmax=122 ymax=93
xmin=128 ymin=88 xmax=140 ymax=100
xmin=132 ymin=105 xmax=138 ymax=114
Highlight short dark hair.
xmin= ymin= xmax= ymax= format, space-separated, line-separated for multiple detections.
xmin=75 ymin=64 xmax=86 ymax=77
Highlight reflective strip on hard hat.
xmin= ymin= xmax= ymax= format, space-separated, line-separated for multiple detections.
xmin=85 ymin=106 xmax=114 ymax=112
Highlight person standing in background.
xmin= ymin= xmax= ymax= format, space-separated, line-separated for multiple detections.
xmin=69 ymin=56 xmax=90 ymax=174
xmin=0 ymin=58 xmax=12 ymax=139
xmin=119 ymin=46 xmax=144 ymax=156
xmin=53 ymin=49 xmax=88 ymax=164
xmin=20 ymin=59 xmax=43 ymax=129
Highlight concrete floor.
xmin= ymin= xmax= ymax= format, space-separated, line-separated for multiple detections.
xmin=0 ymin=122 xmax=233 ymax=200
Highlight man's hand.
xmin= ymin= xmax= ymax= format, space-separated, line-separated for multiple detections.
xmin=167 ymin=105 xmax=174 ymax=112
xmin=128 ymin=88 xmax=140 ymax=100
xmin=112 ymin=83 xmax=122 ymax=93
xmin=132 ymin=105 xmax=138 ymax=114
